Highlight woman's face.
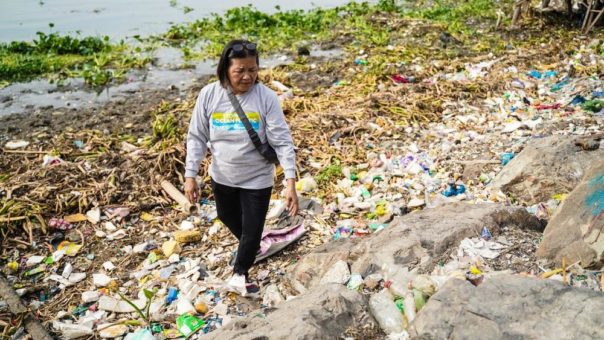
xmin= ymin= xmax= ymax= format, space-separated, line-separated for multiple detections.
xmin=228 ymin=56 xmax=258 ymax=94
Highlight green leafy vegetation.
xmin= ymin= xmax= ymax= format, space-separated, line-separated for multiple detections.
xmin=154 ymin=0 xmax=510 ymax=61
xmin=408 ymin=0 xmax=512 ymax=33
xmin=0 ymin=31 xmax=149 ymax=86
xmin=316 ymin=163 xmax=343 ymax=185
xmin=116 ymin=288 xmax=157 ymax=323
xmin=0 ymin=0 xmax=514 ymax=86
xmin=158 ymin=2 xmax=389 ymax=57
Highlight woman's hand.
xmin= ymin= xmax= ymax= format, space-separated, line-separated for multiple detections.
xmin=184 ymin=177 xmax=199 ymax=204
xmin=285 ymin=178 xmax=299 ymax=217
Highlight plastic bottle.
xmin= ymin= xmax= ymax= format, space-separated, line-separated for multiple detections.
xmin=413 ymin=288 xmax=426 ymax=312
xmin=403 ymin=284 xmax=417 ymax=323
xmin=385 ymin=279 xmax=407 ymax=299
xmin=165 ymin=287 xmax=178 ymax=304
xmin=369 ymin=289 xmax=405 ymax=334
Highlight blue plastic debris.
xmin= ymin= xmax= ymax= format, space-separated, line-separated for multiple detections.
xmin=527 ymin=70 xmax=557 ymax=80
xmin=527 ymin=70 xmax=542 ymax=79
xmin=354 ymin=58 xmax=368 ymax=66
xmin=443 ymin=183 xmax=466 ymax=197
xmin=501 ymin=152 xmax=515 ymax=166
xmin=570 ymin=95 xmax=587 ymax=105
xmin=481 ymin=226 xmax=493 ymax=241
xmin=165 ymin=287 xmax=178 ymax=304
xmin=334 ymin=226 xmax=352 ymax=240
xmin=73 ymin=140 xmax=85 ymax=149
xmin=550 ymin=80 xmax=569 ymax=92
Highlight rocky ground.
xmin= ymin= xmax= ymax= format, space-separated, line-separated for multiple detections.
xmin=1 ymin=8 xmax=604 ymax=340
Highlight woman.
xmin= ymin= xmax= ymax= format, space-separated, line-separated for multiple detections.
xmin=184 ymin=40 xmax=298 ymax=294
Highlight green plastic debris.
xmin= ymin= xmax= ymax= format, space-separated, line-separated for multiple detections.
xmin=413 ymin=288 xmax=426 ymax=311
xmin=582 ymin=99 xmax=604 ymax=112
xmin=394 ymin=298 xmax=405 ymax=313
xmin=346 ymin=274 xmax=364 ymax=290
xmin=71 ymin=305 xmax=89 ymax=316
xmin=25 ymin=264 xmax=46 ymax=276
xmin=360 ymin=187 xmax=371 ymax=199
xmin=176 ymin=314 xmax=205 ymax=338
xmin=151 ymin=323 xmax=163 ymax=333
xmin=368 ymin=223 xmax=388 ymax=231
xmin=147 ymin=252 xmax=158 ymax=264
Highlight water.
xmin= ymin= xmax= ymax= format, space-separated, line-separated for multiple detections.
xmin=0 ymin=0 xmax=354 ymax=117
xmin=0 ymin=0 xmax=374 ymax=42
xmin=0 ymin=47 xmax=344 ymax=117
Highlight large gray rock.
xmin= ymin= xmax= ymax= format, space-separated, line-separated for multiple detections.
xmin=537 ymin=163 xmax=604 ymax=268
xmin=203 ymin=284 xmax=376 ymax=340
xmin=287 ymin=203 xmax=541 ymax=294
xmin=409 ymin=274 xmax=604 ymax=339
xmin=490 ymin=135 xmax=604 ymax=205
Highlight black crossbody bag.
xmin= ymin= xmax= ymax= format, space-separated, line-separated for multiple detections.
xmin=227 ymin=90 xmax=279 ymax=165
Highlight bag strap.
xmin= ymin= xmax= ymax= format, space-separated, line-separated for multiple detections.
xmin=227 ymin=89 xmax=264 ymax=149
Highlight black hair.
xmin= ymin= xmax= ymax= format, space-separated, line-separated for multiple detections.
xmin=217 ymin=39 xmax=260 ymax=89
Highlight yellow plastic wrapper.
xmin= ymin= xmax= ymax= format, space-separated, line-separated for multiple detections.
xmin=7 ymin=261 xmax=18 ymax=272
xmin=57 ymin=240 xmax=83 ymax=256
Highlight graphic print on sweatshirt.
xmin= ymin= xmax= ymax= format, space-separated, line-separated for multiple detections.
xmin=211 ymin=112 xmax=261 ymax=131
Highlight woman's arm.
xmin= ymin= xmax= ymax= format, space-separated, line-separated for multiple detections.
xmin=264 ymin=90 xmax=298 ymax=216
xmin=264 ymin=92 xmax=296 ymax=180
xmin=184 ymin=90 xmax=211 ymax=203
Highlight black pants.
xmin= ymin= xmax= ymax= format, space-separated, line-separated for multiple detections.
xmin=211 ymin=179 xmax=272 ymax=276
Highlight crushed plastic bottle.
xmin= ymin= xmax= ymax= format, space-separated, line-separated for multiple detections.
xmin=369 ymin=289 xmax=405 ymax=334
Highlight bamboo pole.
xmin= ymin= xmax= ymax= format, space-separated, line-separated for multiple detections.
xmin=160 ymin=180 xmax=198 ymax=214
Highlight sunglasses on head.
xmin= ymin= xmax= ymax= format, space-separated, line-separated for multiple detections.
xmin=228 ymin=43 xmax=257 ymax=57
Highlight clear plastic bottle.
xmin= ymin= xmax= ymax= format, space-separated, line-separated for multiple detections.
xmin=369 ymin=289 xmax=405 ymax=334
xmin=386 ymin=279 xmax=407 ymax=299
xmin=403 ymin=284 xmax=417 ymax=323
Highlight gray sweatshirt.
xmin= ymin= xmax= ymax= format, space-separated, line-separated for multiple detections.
xmin=185 ymin=81 xmax=296 ymax=189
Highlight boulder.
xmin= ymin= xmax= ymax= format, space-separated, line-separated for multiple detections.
xmin=203 ymin=284 xmax=377 ymax=340
xmin=537 ymin=163 xmax=604 ymax=267
xmin=490 ymin=135 xmax=604 ymax=205
xmin=409 ymin=274 xmax=604 ymax=339
xmin=287 ymin=203 xmax=541 ymax=294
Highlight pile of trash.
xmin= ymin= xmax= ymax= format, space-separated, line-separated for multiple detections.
xmin=315 ymin=220 xmax=604 ymax=338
